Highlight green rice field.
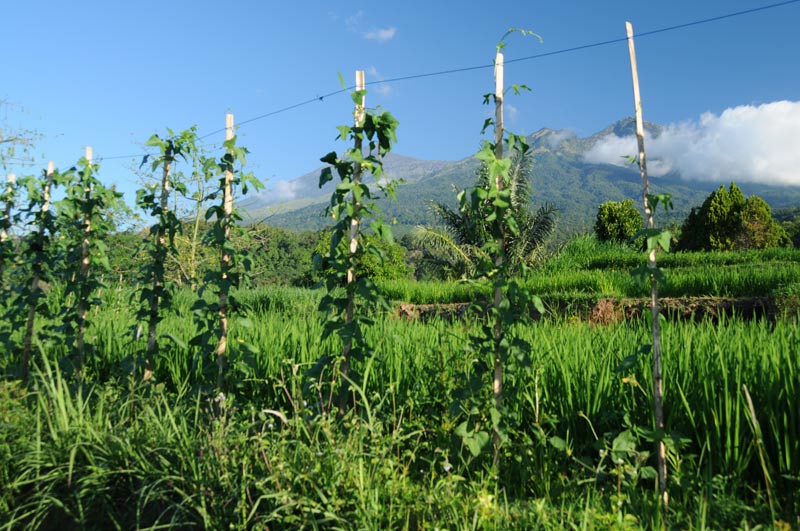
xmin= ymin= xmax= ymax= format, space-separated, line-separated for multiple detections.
xmin=1 ymin=242 xmax=799 ymax=530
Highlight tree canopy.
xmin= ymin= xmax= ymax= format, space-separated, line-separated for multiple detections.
xmin=411 ymin=144 xmax=557 ymax=279
xmin=678 ymin=182 xmax=791 ymax=251
xmin=594 ymin=199 xmax=643 ymax=246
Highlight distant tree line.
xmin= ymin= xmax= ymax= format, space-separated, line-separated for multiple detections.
xmin=594 ymin=182 xmax=794 ymax=252
xmin=101 ymin=181 xmax=797 ymax=287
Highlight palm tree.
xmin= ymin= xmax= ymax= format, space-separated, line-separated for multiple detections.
xmin=413 ymin=145 xmax=557 ymax=279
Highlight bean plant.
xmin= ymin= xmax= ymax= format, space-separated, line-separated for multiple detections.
xmin=57 ymin=156 xmax=122 ymax=377
xmin=190 ymin=131 xmax=262 ymax=390
xmin=136 ymin=127 xmax=197 ymax=379
xmin=454 ymin=32 xmax=543 ymax=467
xmin=13 ymin=165 xmax=70 ymax=379
xmin=0 ymin=173 xmax=18 ymax=284
xmin=314 ymin=79 xmax=400 ymax=415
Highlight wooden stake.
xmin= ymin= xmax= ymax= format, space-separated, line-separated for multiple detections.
xmin=216 ymin=113 xmax=235 ymax=390
xmin=1 ymin=173 xmax=14 ymax=240
xmin=494 ymin=51 xmax=504 ymax=162
xmin=339 ymin=70 xmax=366 ymax=416
xmin=0 ymin=173 xmax=15 ymax=282
xmin=145 ymin=143 xmax=174 ymax=381
xmin=22 ymin=162 xmax=54 ymax=379
xmin=626 ymin=20 xmax=668 ymax=511
xmin=492 ymin=50 xmax=506 ymax=466
xmin=76 ymin=147 xmax=93 ymax=371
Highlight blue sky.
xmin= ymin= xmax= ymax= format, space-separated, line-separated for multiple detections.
xmin=3 ymin=0 xmax=800 ymax=203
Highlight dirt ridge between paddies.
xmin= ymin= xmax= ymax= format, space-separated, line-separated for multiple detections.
xmin=396 ymin=295 xmax=797 ymax=325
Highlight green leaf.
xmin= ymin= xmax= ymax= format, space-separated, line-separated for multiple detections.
xmin=639 ymin=466 xmax=657 ymax=479
xmin=611 ymin=429 xmax=637 ymax=460
xmin=549 ymin=436 xmax=567 ymax=451
xmin=510 ymin=84 xmax=531 ymax=95
xmin=320 ymin=151 xmax=337 ymax=165
xmin=466 ymin=431 xmax=490 ymax=457
xmin=161 ymin=333 xmax=187 ymax=350
xmin=531 ymin=296 xmax=545 ymax=315
xmin=475 ymin=145 xmax=496 ymax=165
xmin=657 ymin=230 xmax=672 ymax=253
xmin=336 ymin=125 xmax=351 ymax=140
xmin=493 ymin=196 xmax=510 ymax=208
xmin=490 ymin=407 xmax=502 ymax=428
xmin=319 ymin=168 xmax=333 ymax=188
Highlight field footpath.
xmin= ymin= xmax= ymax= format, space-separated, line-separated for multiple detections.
xmin=395 ymin=295 xmax=793 ymax=325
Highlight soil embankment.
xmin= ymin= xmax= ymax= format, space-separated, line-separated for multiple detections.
xmin=396 ymin=296 xmax=792 ymax=324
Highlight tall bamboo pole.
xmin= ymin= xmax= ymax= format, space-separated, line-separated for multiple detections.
xmin=338 ymin=69 xmax=366 ymax=415
xmin=0 ymin=173 xmax=15 ymax=282
xmin=76 ymin=147 xmax=93 ymax=373
xmin=626 ymin=20 xmax=668 ymax=510
xmin=22 ymin=162 xmax=54 ymax=380
xmin=492 ymin=50 xmax=506 ymax=464
xmin=145 ymin=144 xmax=174 ymax=381
xmin=216 ymin=113 xmax=234 ymax=390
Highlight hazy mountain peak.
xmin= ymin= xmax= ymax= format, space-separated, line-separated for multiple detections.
xmin=591 ymin=117 xmax=663 ymax=141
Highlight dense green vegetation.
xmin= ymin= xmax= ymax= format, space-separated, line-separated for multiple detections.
xmin=678 ymin=183 xmax=791 ymax=251
xmin=2 ymin=238 xmax=799 ymax=529
xmin=595 ymin=198 xmax=643 ymax=246
xmin=0 ymin=286 xmax=797 ymax=529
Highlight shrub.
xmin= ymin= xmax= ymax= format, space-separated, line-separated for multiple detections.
xmin=593 ymin=199 xmax=642 ymax=245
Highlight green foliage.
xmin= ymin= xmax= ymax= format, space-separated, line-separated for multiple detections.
xmin=190 ymin=133 xmax=262 ymax=390
xmin=56 ymin=157 xmax=123 ymax=374
xmin=774 ymin=206 xmax=800 ymax=248
xmin=594 ymin=199 xmax=643 ymax=245
xmin=679 ymin=182 xmax=790 ymax=251
xmin=3 ymin=167 xmax=73 ymax=378
xmin=414 ymin=145 xmax=557 ymax=279
xmin=737 ymin=195 xmax=792 ymax=249
xmin=134 ymin=127 xmax=198 ymax=375
xmin=245 ymin=225 xmax=322 ymax=286
xmin=313 ymin=85 xmax=400 ymax=413
xmin=0 ymin=175 xmax=19 ymax=285
xmin=1 ymin=291 xmax=797 ymax=529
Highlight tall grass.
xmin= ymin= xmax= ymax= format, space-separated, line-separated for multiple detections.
xmin=3 ymin=246 xmax=799 ymax=528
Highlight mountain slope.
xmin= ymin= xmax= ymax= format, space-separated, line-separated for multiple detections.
xmin=245 ymin=119 xmax=800 ymax=234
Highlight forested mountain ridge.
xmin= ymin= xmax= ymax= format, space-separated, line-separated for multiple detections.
xmin=244 ymin=118 xmax=800 ymax=235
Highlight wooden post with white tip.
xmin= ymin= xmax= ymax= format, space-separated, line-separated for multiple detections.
xmin=626 ymin=20 xmax=668 ymax=511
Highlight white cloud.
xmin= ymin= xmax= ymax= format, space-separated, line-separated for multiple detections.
xmin=546 ymin=129 xmax=575 ymax=149
xmin=506 ymin=103 xmax=519 ymax=122
xmin=345 ymin=11 xmax=363 ymax=33
xmin=271 ymin=180 xmax=299 ymax=202
xmin=364 ymin=27 xmax=397 ymax=43
xmin=367 ymin=66 xmax=392 ymax=97
xmin=584 ymin=101 xmax=800 ymax=186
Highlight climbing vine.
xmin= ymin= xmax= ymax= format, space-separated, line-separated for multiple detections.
xmin=313 ymin=79 xmax=400 ymax=415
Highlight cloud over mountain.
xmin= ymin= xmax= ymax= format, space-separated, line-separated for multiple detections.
xmin=584 ymin=101 xmax=800 ymax=186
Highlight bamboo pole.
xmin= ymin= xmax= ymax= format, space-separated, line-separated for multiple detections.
xmin=22 ymin=162 xmax=54 ymax=380
xmin=492 ymin=50 xmax=506 ymax=465
xmin=216 ymin=113 xmax=235 ymax=390
xmin=145 ymin=143 xmax=174 ymax=381
xmin=76 ymin=147 xmax=93 ymax=372
xmin=0 ymin=173 xmax=15 ymax=280
xmin=339 ymin=69 xmax=366 ymax=415
xmin=626 ymin=20 xmax=668 ymax=510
